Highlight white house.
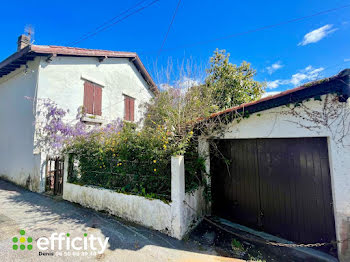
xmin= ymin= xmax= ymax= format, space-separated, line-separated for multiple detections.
xmin=199 ymin=70 xmax=350 ymax=261
xmin=0 ymin=35 xmax=157 ymax=194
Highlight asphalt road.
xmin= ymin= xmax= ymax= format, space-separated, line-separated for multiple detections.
xmin=0 ymin=179 xmax=240 ymax=262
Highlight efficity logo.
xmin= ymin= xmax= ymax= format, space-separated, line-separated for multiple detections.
xmin=12 ymin=229 xmax=33 ymax=250
xmin=11 ymin=229 xmax=109 ymax=256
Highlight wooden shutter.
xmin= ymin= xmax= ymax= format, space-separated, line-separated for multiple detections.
xmin=94 ymin=85 xmax=102 ymax=116
xmin=124 ymin=96 xmax=135 ymax=121
xmin=124 ymin=96 xmax=130 ymax=121
xmin=84 ymin=81 xmax=103 ymax=115
xmin=83 ymin=81 xmax=94 ymax=114
xmin=129 ymin=97 xmax=135 ymax=122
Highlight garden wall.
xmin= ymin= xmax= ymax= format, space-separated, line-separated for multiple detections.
xmin=62 ymin=155 xmax=207 ymax=239
xmin=63 ymin=183 xmax=172 ymax=233
xmin=183 ymin=186 xmax=207 ymax=232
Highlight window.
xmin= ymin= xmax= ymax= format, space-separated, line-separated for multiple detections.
xmin=124 ymin=95 xmax=135 ymax=121
xmin=83 ymin=81 xmax=102 ymax=116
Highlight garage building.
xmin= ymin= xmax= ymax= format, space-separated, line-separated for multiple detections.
xmin=199 ymin=69 xmax=350 ymax=261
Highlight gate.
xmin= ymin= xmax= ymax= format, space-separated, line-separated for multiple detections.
xmin=211 ymin=138 xmax=337 ymax=255
xmin=45 ymin=156 xmax=64 ymax=195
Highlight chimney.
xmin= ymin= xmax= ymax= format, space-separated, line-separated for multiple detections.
xmin=17 ymin=34 xmax=30 ymax=51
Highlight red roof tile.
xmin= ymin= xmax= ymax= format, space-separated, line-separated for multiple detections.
xmin=0 ymin=45 xmax=157 ymax=93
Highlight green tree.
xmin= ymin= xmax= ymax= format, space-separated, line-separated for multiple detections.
xmin=143 ymin=84 xmax=215 ymax=154
xmin=205 ymin=49 xmax=265 ymax=110
xmin=143 ymin=49 xmax=266 ymax=152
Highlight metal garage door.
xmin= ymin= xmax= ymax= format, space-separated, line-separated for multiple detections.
xmin=211 ymin=137 xmax=337 ymax=254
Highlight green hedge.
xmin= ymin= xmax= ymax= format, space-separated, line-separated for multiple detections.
xmin=66 ymin=123 xmax=205 ymax=201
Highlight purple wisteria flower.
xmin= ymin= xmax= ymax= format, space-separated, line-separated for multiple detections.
xmin=39 ymin=99 xmax=123 ymax=152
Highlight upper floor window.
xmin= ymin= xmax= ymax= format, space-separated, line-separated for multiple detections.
xmin=124 ymin=95 xmax=135 ymax=122
xmin=83 ymin=81 xmax=102 ymax=116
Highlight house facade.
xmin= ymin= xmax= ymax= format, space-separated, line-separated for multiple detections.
xmin=0 ymin=35 xmax=157 ymax=193
xmin=199 ymin=70 xmax=350 ymax=261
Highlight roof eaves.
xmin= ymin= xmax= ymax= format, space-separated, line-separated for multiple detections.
xmin=0 ymin=45 xmax=31 ymax=70
xmin=0 ymin=45 xmax=36 ymax=78
xmin=30 ymin=45 xmax=158 ymax=93
xmin=132 ymin=55 xmax=158 ymax=94
xmin=30 ymin=45 xmax=137 ymax=58
xmin=0 ymin=45 xmax=158 ymax=94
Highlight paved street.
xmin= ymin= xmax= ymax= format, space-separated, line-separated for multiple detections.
xmin=0 ymin=179 xmax=240 ymax=262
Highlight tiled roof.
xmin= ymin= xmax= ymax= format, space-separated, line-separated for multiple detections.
xmin=0 ymin=45 xmax=157 ymax=93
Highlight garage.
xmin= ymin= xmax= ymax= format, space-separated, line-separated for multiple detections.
xmin=211 ymin=137 xmax=337 ymax=254
xmin=198 ymin=70 xmax=350 ymax=260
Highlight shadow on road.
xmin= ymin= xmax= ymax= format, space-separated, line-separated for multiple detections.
xmin=2 ymin=178 xmax=236 ymax=262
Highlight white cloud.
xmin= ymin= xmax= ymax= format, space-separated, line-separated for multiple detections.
xmin=159 ymin=76 xmax=201 ymax=93
xmin=267 ymin=65 xmax=324 ymax=89
xmin=175 ymin=76 xmax=200 ymax=90
xmin=266 ymin=61 xmax=283 ymax=74
xmin=262 ymin=91 xmax=281 ymax=98
xmin=304 ymin=65 xmax=313 ymax=71
xmin=267 ymin=80 xmax=282 ymax=89
xmin=298 ymin=24 xmax=337 ymax=46
xmin=344 ymin=58 xmax=350 ymax=62
xmin=289 ymin=73 xmax=308 ymax=86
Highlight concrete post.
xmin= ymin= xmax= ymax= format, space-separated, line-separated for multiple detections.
xmin=38 ymin=152 xmax=47 ymax=193
xmin=62 ymin=154 xmax=69 ymax=197
xmin=171 ymin=155 xmax=185 ymax=239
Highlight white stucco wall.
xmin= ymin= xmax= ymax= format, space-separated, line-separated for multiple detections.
xmin=63 ymin=182 xmax=173 ymax=233
xmin=62 ymin=156 xmax=207 ymax=239
xmin=31 ymin=55 xmax=154 ymax=191
xmin=63 ymin=182 xmax=207 ymax=239
xmin=200 ymin=94 xmax=350 ymax=261
xmin=36 ymin=56 xmax=154 ymax=124
xmin=183 ymin=187 xmax=207 ymax=233
xmin=0 ymin=59 xmax=42 ymax=191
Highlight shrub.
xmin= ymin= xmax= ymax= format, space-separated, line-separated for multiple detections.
xmin=66 ymin=122 xmax=205 ymax=201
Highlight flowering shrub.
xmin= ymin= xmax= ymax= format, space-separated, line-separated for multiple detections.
xmin=35 ymin=99 xmax=205 ymax=200
xmin=35 ymin=98 xmax=122 ymax=152
xmin=66 ymin=123 xmax=205 ymax=200
xmin=34 ymin=99 xmax=90 ymax=154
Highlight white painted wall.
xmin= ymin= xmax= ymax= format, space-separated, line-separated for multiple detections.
xmin=62 ymin=156 xmax=206 ymax=239
xmin=0 ymin=59 xmax=42 ymax=191
xmin=0 ymin=55 xmax=154 ymax=193
xmin=36 ymin=56 xmax=154 ymax=124
xmin=32 ymin=55 xmax=154 ymax=191
xmin=63 ymin=182 xmax=206 ymax=239
xmin=183 ymin=187 xmax=207 ymax=233
xmin=63 ymin=182 xmax=173 ymax=233
xmin=200 ymin=94 xmax=350 ymax=261
xmin=171 ymin=156 xmax=207 ymax=238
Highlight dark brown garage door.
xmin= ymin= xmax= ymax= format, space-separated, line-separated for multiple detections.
xmin=211 ymin=137 xmax=337 ymax=254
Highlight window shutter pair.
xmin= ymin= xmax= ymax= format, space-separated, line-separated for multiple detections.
xmin=83 ymin=81 xmax=102 ymax=116
xmin=124 ymin=95 xmax=135 ymax=121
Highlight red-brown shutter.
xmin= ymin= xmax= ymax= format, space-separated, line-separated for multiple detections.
xmin=124 ymin=96 xmax=130 ymax=121
xmin=129 ymin=97 xmax=135 ymax=122
xmin=124 ymin=96 xmax=135 ymax=121
xmin=94 ymin=85 xmax=102 ymax=116
xmin=83 ymin=81 xmax=94 ymax=114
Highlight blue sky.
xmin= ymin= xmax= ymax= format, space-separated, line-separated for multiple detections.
xmin=1 ymin=0 xmax=350 ymax=93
